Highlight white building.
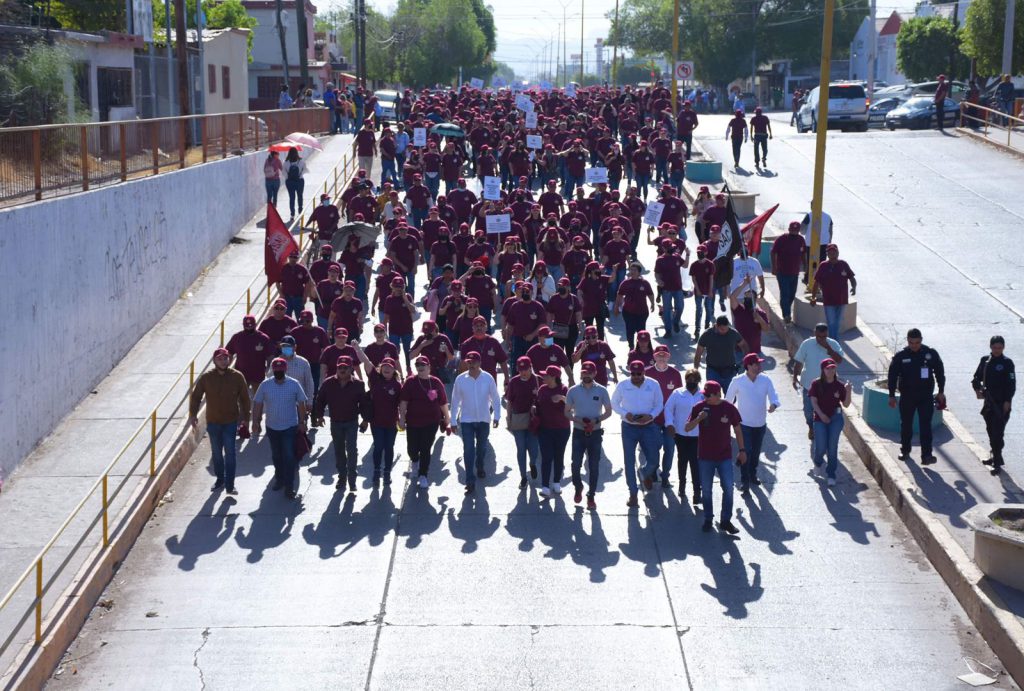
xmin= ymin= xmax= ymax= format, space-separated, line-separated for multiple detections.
xmin=198 ymin=28 xmax=251 ymax=114
xmin=849 ymin=11 xmax=905 ymax=86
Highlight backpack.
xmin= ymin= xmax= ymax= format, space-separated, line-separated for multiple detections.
xmin=287 ymin=162 xmax=301 ymax=182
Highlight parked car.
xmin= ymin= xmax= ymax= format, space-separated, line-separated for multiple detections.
xmin=796 ymin=82 xmax=869 ymax=133
xmin=733 ymin=91 xmax=758 ymax=112
xmin=868 ymin=97 xmax=903 ymax=127
xmin=373 ymin=89 xmax=400 ymax=121
xmin=911 ymin=80 xmax=968 ymax=102
xmin=884 ymin=96 xmax=959 ymax=130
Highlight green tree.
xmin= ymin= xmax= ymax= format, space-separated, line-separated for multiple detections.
xmin=960 ymin=0 xmax=1024 ymax=75
xmin=392 ymin=0 xmax=487 ymax=86
xmin=153 ymin=0 xmax=258 ymax=61
xmin=897 ymin=16 xmax=965 ymax=81
xmin=0 ymin=42 xmax=85 ymax=125
xmin=50 ymin=0 xmax=124 ymax=31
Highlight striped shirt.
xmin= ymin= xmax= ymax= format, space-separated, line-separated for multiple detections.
xmin=254 ymin=376 xmax=309 ymax=430
xmin=268 ymin=355 xmax=314 ymax=401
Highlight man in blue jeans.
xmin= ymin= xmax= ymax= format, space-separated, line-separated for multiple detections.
xmin=450 ymin=351 xmax=502 ymax=494
xmin=188 ymin=348 xmax=252 ymax=495
xmin=612 ymin=361 xmax=665 ymax=507
xmin=695 ymin=316 xmax=747 ymax=390
xmin=770 ymin=221 xmax=807 ymax=324
xmin=312 ymin=355 xmax=366 ymax=493
xmin=684 ymin=380 xmax=746 ymax=534
xmin=811 ymin=244 xmax=856 ymax=342
xmin=565 ymin=361 xmax=613 ymax=510
xmin=724 ymin=353 xmax=780 ymax=495
xmin=252 ymin=358 xmax=309 ymax=499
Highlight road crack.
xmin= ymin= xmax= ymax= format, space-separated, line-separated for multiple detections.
xmin=193 ymin=627 xmax=210 ymax=690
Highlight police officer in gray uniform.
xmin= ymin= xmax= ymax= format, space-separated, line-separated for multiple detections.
xmin=972 ymin=335 xmax=1015 ymax=476
xmin=887 ymin=328 xmax=946 ymax=465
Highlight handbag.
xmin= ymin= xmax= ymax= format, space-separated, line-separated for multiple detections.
xmin=293 ymin=429 xmax=311 ymax=460
xmin=550 ymin=322 xmax=571 ymax=340
xmin=507 ymin=411 xmax=531 ymax=431
xmin=528 ymin=413 xmax=541 ymax=434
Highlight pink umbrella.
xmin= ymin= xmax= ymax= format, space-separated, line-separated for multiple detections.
xmin=285 ymin=132 xmax=323 ymax=151
xmin=269 ymin=142 xmax=303 ymax=152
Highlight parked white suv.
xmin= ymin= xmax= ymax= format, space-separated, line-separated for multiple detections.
xmin=796 ymin=83 xmax=869 ymax=133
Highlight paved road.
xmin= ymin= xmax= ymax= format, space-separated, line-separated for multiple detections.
xmin=49 ymin=195 xmax=1007 ymax=687
xmin=696 ymin=113 xmax=1024 ymax=482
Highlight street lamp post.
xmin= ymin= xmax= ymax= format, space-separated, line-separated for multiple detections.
xmin=807 ymin=0 xmax=835 ymax=296
xmin=671 ymin=0 xmax=680 ymax=116
xmin=579 ymin=0 xmax=584 ymax=84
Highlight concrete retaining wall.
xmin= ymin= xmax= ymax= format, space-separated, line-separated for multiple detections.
xmin=0 ymin=151 xmax=268 ymax=479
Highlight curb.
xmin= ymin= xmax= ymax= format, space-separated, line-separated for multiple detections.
xmin=758 ymin=277 xmax=1024 ymax=688
xmin=955 ymin=127 xmax=1024 ymax=161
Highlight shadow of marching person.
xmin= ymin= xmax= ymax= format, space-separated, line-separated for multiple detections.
xmin=165 ymin=493 xmax=238 ymax=571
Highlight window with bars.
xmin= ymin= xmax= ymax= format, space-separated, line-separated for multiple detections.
xmin=222 ymin=66 xmax=231 ymax=99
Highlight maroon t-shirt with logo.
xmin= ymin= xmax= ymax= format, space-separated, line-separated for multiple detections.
xmin=689 ymin=259 xmax=715 ymax=295
xmin=506 ymin=299 xmax=548 ymax=338
xmin=527 ymin=343 xmax=570 ymax=374
xmin=382 ymin=293 xmax=414 ymax=336
xmin=412 ymin=334 xmax=454 ymax=372
xmin=809 ymin=378 xmax=846 ymax=420
xmin=289 ymin=325 xmax=328 ymax=365
xmin=368 ymin=371 xmax=401 ymax=427
xmin=459 ymin=335 xmax=508 ymax=379
xmin=576 ymin=341 xmax=616 ymax=386
xmin=645 ymin=365 xmax=683 ymax=425
xmin=655 ymin=254 xmax=685 ymax=291
xmin=226 ymin=330 xmax=272 ymax=383
xmin=536 ymin=384 xmax=571 ymax=429
xmin=399 ymin=376 xmax=447 ymax=427
xmin=688 ymin=400 xmax=742 ymax=461
xmin=814 ymin=260 xmax=854 ymax=306
xmin=771 ymin=233 xmax=807 ymax=276
xmin=504 ymin=374 xmax=539 ymax=414
xmin=617 ymin=278 xmax=653 ymax=315
xmin=279 ymin=263 xmax=310 ymax=298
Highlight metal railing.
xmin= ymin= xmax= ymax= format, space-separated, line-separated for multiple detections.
xmin=0 ymin=107 xmax=332 ymax=209
xmin=958 ymin=101 xmax=1024 ymax=153
xmin=0 ymin=138 xmax=359 ymax=671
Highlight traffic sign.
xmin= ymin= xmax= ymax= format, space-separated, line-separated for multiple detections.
xmin=674 ymin=61 xmax=694 ymax=81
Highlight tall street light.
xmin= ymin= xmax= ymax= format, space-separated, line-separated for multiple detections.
xmin=579 ymin=0 xmax=584 ymax=84
xmin=807 ymin=0 xmax=835 ymax=296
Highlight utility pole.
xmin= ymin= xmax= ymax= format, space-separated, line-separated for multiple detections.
xmin=867 ymin=0 xmax=876 ymax=97
xmin=671 ymin=0 xmax=679 ymax=114
xmin=1002 ymin=0 xmax=1015 ymax=76
xmin=174 ymin=0 xmax=189 ymax=116
xmin=196 ymin=0 xmax=205 ymax=115
xmin=351 ymin=0 xmax=360 ymax=86
xmin=611 ymin=0 xmax=619 ymax=87
xmin=359 ymin=0 xmax=367 ymax=88
xmin=579 ymin=0 xmax=584 ymax=84
xmin=807 ymin=0 xmax=834 ymax=297
xmin=296 ymin=0 xmax=310 ymax=87
xmin=165 ymin=0 xmax=173 ymax=114
xmin=276 ymin=0 xmax=291 ymax=93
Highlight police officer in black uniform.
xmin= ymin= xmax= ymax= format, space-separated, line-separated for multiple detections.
xmin=887 ymin=328 xmax=946 ymax=464
xmin=971 ymin=335 xmax=1015 ymax=475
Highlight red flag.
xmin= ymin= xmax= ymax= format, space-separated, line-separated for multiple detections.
xmin=264 ymin=203 xmax=299 ymax=285
xmin=742 ymin=203 xmax=779 ymax=258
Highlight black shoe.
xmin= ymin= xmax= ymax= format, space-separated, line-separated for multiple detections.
xmin=897 ymin=449 xmax=911 ymax=461
xmin=372 ymin=471 xmax=381 ymax=486
xmin=660 ymin=478 xmax=671 ymax=489
xmin=740 ymin=484 xmax=750 ymax=497
xmin=212 ymin=480 xmax=225 ymax=492
xmin=335 ymin=478 xmax=345 ymax=490
xmin=718 ymin=520 xmax=740 ymax=535
xmin=702 ymin=520 xmax=713 ymax=532
xmin=921 ymin=455 xmax=937 ymax=466
xmin=348 ymin=478 xmax=357 ymax=492
xmin=226 ymin=487 xmax=238 ymax=496
xmin=285 ymin=489 xmax=297 ymax=499
xmin=529 ymin=464 xmax=537 ymax=480
xmin=383 ymin=474 xmax=392 ymax=486
xmin=991 ymin=466 xmax=1003 ymax=476
xmin=519 ymin=477 xmax=529 ymax=489
xmin=752 ymin=478 xmax=762 ymax=487
xmin=693 ymin=493 xmax=702 ymax=505
xmin=476 ymin=468 xmax=486 ymax=479
xmin=272 ymin=480 xmax=283 ymax=491
xmin=982 ymin=458 xmax=997 ymax=466
xmin=674 ymin=323 xmax=681 ymax=333
xmin=465 ymin=483 xmax=475 ymax=494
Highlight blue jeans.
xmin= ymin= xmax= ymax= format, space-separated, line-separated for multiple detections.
xmin=739 ymin=424 xmax=766 ymax=487
xmin=622 ymin=311 xmax=647 ymax=349
xmin=621 ymin=422 xmax=661 ymax=493
xmin=699 ymin=459 xmax=735 ymax=522
xmin=548 ymin=265 xmax=564 ymax=283
xmin=571 ymin=428 xmax=603 ymax=495
xmin=813 ymin=414 xmax=844 ymax=479
xmin=802 ymin=388 xmax=814 ymax=428
xmin=655 ymin=158 xmax=668 ymax=184
xmin=563 ymin=174 xmax=585 ymax=197
xmin=656 ymin=424 xmax=675 ymax=480
xmin=330 ymin=110 xmax=341 ymax=134
xmin=777 ymin=274 xmax=798 ymax=321
xmin=388 ymin=333 xmax=413 ymax=367
xmin=635 ymin=173 xmax=651 ymax=199
xmin=706 ymin=365 xmax=737 ymax=390
xmin=662 ymin=289 xmax=685 ymax=333
xmin=539 ymin=427 xmax=571 ymax=486
xmin=267 ymin=425 xmax=298 ymax=492
xmin=403 ymin=271 xmax=417 ymax=299
xmin=330 ymin=419 xmax=359 ymax=482
xmin=512 ymin=428 xmax=540 ymax=478
xmin=695 ymin=294 xmax=715 ymax=328
xmin=285 ymin=177 xmax=304 ymax=218
xmin=207 ymin=422 xmax=238 ymax=489
xmin=284 ymin=295 xmax=305 ymax=320
xmin=608 ymin=266 xmax=626 ymax=302
xmin=371 ymin=426 xmax=397 ymax=475
xmin=824 ymin=304 xmax=845 ymax=340
xmin=381 ymin=158 xmax=397 ymax=187
xmin=512 ymin=335 xmax=535 ymax=364
xmin=410 ymin=207 xmax=428 ymax=229
xmin=669 ymin=171 xmax=684 ymax=194
xmin=459 ymin=421 xmax=490 ymax=486
xmin=425 ymin=175 xmax=440 ymax=200
xmin=265 ymin=178 xmax=280 ymax=205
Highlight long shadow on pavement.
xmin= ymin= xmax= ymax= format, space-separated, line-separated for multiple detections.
xmin=164 ymin=493 xmax=238 ymax=571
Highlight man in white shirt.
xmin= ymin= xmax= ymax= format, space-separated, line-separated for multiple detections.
xmin=612 ymin=360 xmax=665 ymax=507
xmin=792 ymin=323 xmax=844 ymax=441
xmin=729 ymin=250 xmax=764 ymax=298
xmin=664 ymin=368 xmax=705 ymax=504
xmin=726 ymin=353 xmax=780 ymax=495
xmin=450 ymin=351 xmax=501 ymax=493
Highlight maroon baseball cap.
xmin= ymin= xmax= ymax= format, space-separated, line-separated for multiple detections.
xmin=213 ymin=347 xmax=230 ymax=358
xmin=703 ymin=380 xmax=722 ymax=395
xmin=464 ymin=351 xmax=481 ymax=362
xmin=336 ymin=355 xmax=353 ymax=368
xmin=334 ymin=327 xmax=348 ymax=337
xmin=654 ymin=345 xmax=670 ymax=356
xmin=637 ymin=330 xmax=651 ymax=342
xmin=544 ymin=365 xmax=562 ymax=378
xmin=517 ymin=356 xmax=533 ymax=369
xmin=271 ymin=358 xmax=288 ymax=371
xmin=743 ymin=353 xmax=765 ymax=367
xmin=580 ymin=361 xmax=597 ymax=374
xmin=628 ymin=360 xmax=646 ymax=375
xmin=414 ymin=355 xmax=431 ymax=366
xmin=537 ymin=326 xmax=552 ymax=338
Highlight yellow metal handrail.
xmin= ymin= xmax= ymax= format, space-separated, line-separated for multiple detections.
xmin=0 ymin=138 xmax=360 ymax=664
xmin=958 ymin=101 xmax=1024 ymax=151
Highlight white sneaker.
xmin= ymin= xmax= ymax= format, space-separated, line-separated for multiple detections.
xmin=550 ymin=483 xmax=562 ymax=495
xmin=539 ymin=486 xmax=552 ymax=498
xmin=418 ymin=476 xmax=428 ymax=489
xmin=827 ymin=477 xmax=837 ymax=487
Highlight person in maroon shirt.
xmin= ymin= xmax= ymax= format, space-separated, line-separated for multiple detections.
xmin=404 ymin=173 xmax=433 ymax=230
xmin=809 ymin=357 xmax=852 ymax=484
xmin=812 ymin=244 xmax=856 ymax=341
xmin=546 ymin=276 xmax=585 ymax=358
xmin=646 ymin=344 xmax=683 ymax=485
xmin=310 ymin=244 xmax=336 ymax=285
xmin=371 ymin=258 xmax=400 ymax=319
xmin=729 ymin=284 xmax=769 ymax=355
xmin=278 ymin=251 xmax=311 ymax=319
xmin=461 ymin=261 xmax=498 ymax=325
xmin=577 ymin=262 xmax=612 ymax=340
xmin=448 ymin=180 xmax=478 ymax=225
xmin=701 ymin=193 xmax=727 ymax=234
xmin=319 ymin=327 xmax=360 ymax=381
xmin=421 ymin=143 xmax=443 ymax=200
xmin=573 ymin=325 xmax=618 ymax=386
xmin=676 ymin=100 xmax=699 ymax=159
xmin=771 ymin=221 xmax=807 ymax=323
xmin=259 ymin=300 xmax=297 ymax=347
xmin=527 ymin=325 xmax=574 ymax=385
xmin=399 ymin=355 xmax=451 ymax=489
xmin=689 ymin=245 xmax=717 ymax=335
xmin=387 ymin=225 xmax=422 ymax=298
xmin=536 ymin=365 xmax=571 ymax=498
xmin=651 ymin=130 xmax=672 ymax=185
xmin=460 ymin=316 xmax=509 ymax=384
xmin=347 ymin=185 xmax=377 ymax=223
xmin=440 ymin=142 xmax=463 ymax=194
xmin=538 ymin=180 xmax=564 ymax=219
xmin=464 ymin=232 xmax=495 ymax=269
xmin=627 ymin=330 xmax=656 ymax=369
xmin=505 ymin=283 xmax=549 ymax=362
xmin=307 ymin=194 xmax=340 ymax=242
xmin=380 ymin=129 xmax=398 ymax=188
xmin=226 ymin=314 xmax=273 ymax=393
xmin=366 ymin=357 xmax=402 ymax=484
xmin=410 ymin=320 xmax=455 ymax=382
xmin=684 ymin=380 xmax=746 ymax=534
xmin=654 ymin=238 xmax=688 ymax=337
xmin=557 ymin=139 xmax=589 ymax=197
xmin=313 ymin=264 xmax=345 ymax=331
xmin=476 ymin=145 xmax=497 ymax=179
xmin=326 ymin=280 xmax=364 ymax=342
xmin=359 ymin=324 xmax=400 ymax=378
xmin=381 ymin=277 xmax=417 ymax=372
xmin=437 ymin=279 xmax=467 ymax=343
xmin=631 ymin=141 xmax=655 ymax=200
xmin=289 ymin=310 xmax=328 ymax=391
xmin=312 ymin=355 xmax=367 ymax=492
xmin=726 ymin=109 xmax=748 ymax=168
xmin=561 ymin=237 xmax=591 ymax=289
xmin=504 ymin=356 xmax=540 ymax=486
xmin=615 ymin=262 xmax=656 ymax=349
xmin=355 ymin=121 xmax=378 ymax=178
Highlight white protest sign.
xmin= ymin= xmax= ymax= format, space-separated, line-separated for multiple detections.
xmin=470 ymin=77 xmax=484 ymax=89
xmin=526 ymin=134 xmax=543 ymax=150
xmin=643 ymin=201 xmax=665 ymax=227
xmin=524 ymin=111 xmax=538 ymax=129
xmin=487 ymin=214 xmax=511 ymax=234
xmin=492 ymin=77 xmax=506 ymax=88
xmin=565 ymin=83 xmax=577 ymax=98
xmin=483 ymin=176 xmax=502 ymax=200
xmin=515 ymin=94 xmax=531 ymax=111
xmin=413 ymin=127 xmax=427 ymax=147
xmin=585 ymin=167 xmax=608 ymax=184
xmin=540 ymin=80 xmax=552 ymax=92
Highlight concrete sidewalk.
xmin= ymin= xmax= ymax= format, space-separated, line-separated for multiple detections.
xmin=0 ymin=134 xmax=353 ymax=674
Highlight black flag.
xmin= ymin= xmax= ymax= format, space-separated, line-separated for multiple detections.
xmin=713 ymin=183 xmax=743 ymax=289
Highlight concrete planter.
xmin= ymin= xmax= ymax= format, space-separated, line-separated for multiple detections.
xmin=792 ymin=294 xmax=858 ymax=334
xmin=685 ymin=160 xmax=722 ymax=184
xmin=729 ymin=191 xmax=759 ymax=218
xmin=861 ymin=378 xmax=943 ymax=433
xmin=966 ymin=504 xmax=1024 ymax=592
xmin=757 ymin=235 xmax=779 ymax=271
